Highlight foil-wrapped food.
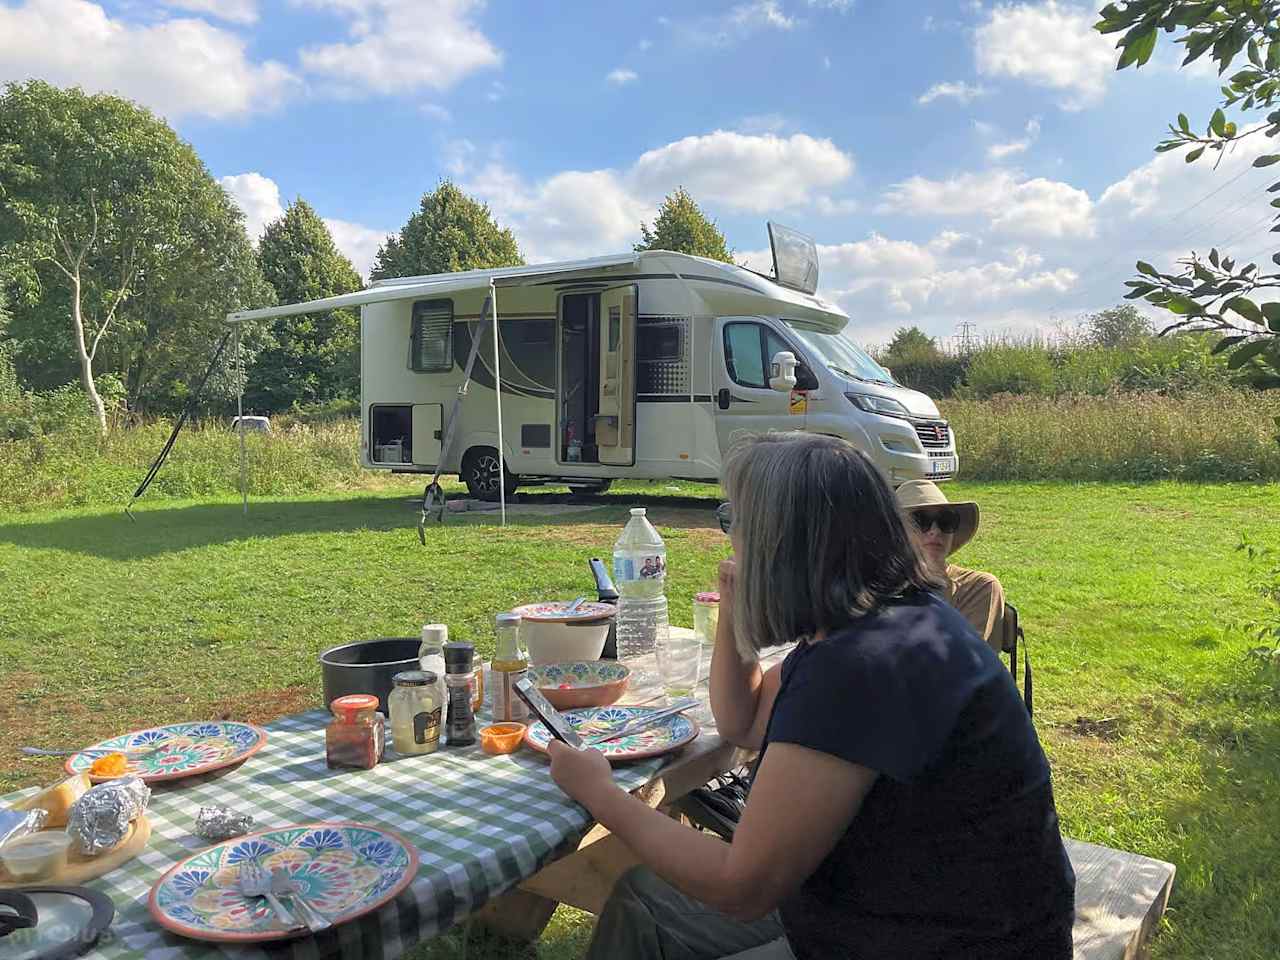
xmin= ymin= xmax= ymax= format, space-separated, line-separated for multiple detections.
xmin=66 ymin=776 xmax=151 ymax=856
xmin=0 ymin=806 xmax=48 ymax=848
xmin=194 ymin=805 xmax=254 ymax=842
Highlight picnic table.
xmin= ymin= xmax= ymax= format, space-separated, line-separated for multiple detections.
xmin=1 ymin=634 xmax=1175 ymax=960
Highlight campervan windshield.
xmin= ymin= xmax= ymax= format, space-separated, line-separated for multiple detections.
xmin=785 ymin=321 xmax=895 ymax=385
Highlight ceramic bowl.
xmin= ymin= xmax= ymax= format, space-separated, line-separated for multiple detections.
xmin=513 ymin=602 xmax=616 ymax=665
xmin=479 ymin=723 xmax=527 ymax=755
xmin=529 ymin=660 xmax=631 ymax=710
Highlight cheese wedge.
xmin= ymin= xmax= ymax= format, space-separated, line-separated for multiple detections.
xmin=11 ymin=773 xmax=91 ymax=828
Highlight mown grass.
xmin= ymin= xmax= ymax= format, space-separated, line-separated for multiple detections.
xmin=1 ymin=480 xmax=1278 ymax=959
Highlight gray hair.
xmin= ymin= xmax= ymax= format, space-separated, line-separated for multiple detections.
xmin=722 ymin=432 xmax=939 ymax=660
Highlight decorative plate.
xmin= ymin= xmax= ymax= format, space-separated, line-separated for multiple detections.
xmin=148 ymin=822 xmax=418 ymax=944
xmin=524 ymin=705 xmax=699 ymax=762
xmin=65 ymin=722 xmax=268 ymax=784
xmin=529 ymin=661 xmax=630 ymax=710
xmin=512 ymin=601 xmax=616 ymax=623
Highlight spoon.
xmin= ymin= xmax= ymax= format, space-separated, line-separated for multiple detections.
xmin=21 ymin=743 xmax=170 ymax=759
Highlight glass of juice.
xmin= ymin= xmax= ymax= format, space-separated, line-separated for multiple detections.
xmin=657 ymin=631 xmax=701 ymax=702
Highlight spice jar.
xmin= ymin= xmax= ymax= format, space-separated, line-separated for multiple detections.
xmin=325 ymin=694 xmax=384 ymax=770
xmin=389 ymin=670 xmax=442 ymax=756
xmin=443 ymin=642 xmax=478 ymax=746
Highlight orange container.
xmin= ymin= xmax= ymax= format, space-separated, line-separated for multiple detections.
xmin=479 ymin=723 xmax=527 ymax=755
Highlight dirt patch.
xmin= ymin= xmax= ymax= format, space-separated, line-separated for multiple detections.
xmin=1067 ymin=714 xmax=1125 ymax=741
xmin=210 ymin=686 xmax=315 ymax=725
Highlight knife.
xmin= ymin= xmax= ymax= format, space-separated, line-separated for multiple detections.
xmin=585 ymin=699 xmax=698 ymax=746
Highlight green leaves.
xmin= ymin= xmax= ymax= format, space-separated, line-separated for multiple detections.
xmin=1226 ymin=296 xmax=1265 ymax=325
xmin=1227 ymin=338 xmax=1274 ymax=369
xmin=1254 ymin=154 xmax=1280 ymax=167
xmin=1263 ymin=302 xmax=1280 ymax=332
xmin=1136 ymin=260 xmax=1160 ymax=277
xmin=1211 ymin=107 xmax=1228 ymax=135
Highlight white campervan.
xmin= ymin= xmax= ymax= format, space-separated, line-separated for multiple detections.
xmin=230 ymin=225 xmax=957 ymax=500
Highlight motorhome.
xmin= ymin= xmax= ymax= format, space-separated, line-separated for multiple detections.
xmin=229 ymin=225 xmax=957 ymax=500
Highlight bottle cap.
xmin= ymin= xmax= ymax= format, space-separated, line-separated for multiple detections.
xmin=630 ymin=507 xmax=646 ymax=516
xmin=495 ymin=612 xmax=522 ymax=627
xmin=393 ymin=670 xmax=437 ymax=686
xmin=695 ymin=592 xmax=721 ymax=604
xmin=443 ymin=642 xmax=475 ymax=673
xmin=331 ymin=694 xmax=379 ymax=719
xmin=421 ymin=624 xmax=449 ymax=645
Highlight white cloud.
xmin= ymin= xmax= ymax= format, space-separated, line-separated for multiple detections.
xmin=0 ymin=0 xmax=297 ymax=119
xmin=163 ymin=0 xmax=257 ymax=24
xmin=638 ymin=38 xmax=653 ymax=52
xmin=823 ymin=55 xmax=832 ymax=69
xmin=458 ymin=130 xmax=855 ymax=261
xmin=809 ymin=0 xmax=854 ymax=9
xmin=219 ymin=173 xmax=284 ymax=243
xmin=630 ymin=131 xmax=854 ymax=213
xmin=420 ymin=103 xmax=452 ymax=122
xmin=295 ymin=0 xmax=500 ymax=96
xmin=987 ymin=117 xmax=1041 ymax=160
xmin=324 ymin=218 xmax=391 ymax=278
xmin=974 ymin=1 xmax=1115 ymax=109
xmin=607 ymin=68 xmax=638 ymax=86
xmin=486 ymin=80 xmax=506 ymax=102
xmin=728 ymin=0 xmax=796 ymax=31
xmin=882 ymin=169 xmax=1095 ymax=238
xmin=669 ymin=0 xmax=797 ymax=48
xmin=917 ymin=81 xmax=989 ymax=105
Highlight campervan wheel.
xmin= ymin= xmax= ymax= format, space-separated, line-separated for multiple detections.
xmin=567 ymin=480 xmax=613 ymax=498
xmin=462 ymin=446 xmax=518 ymax=502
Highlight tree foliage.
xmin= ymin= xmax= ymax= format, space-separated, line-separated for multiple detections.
xmin=0 ymin=80 xmax=272 ymax=424
xmin=370 ymin=181 xmax=522 ymax=281
xmin=1099 ymin=2 xmax=1280 ymax=387
xmin=1085 ymin=304 xmax=1153 ymax=347
xmin=883 ymin=326 xmax=942 ymax=365
xmin=251 ymin=199 xmax=363 ymax=410
xmin=635 ymin=187 xmax=734 ymax=263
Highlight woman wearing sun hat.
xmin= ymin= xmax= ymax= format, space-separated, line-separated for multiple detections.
xmin=896 ymin=480 xmax=1006 ymax=652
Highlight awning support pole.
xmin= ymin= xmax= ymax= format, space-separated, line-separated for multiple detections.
xmin=491 ymin=279 xmax=506 ymax=528
xmin=236 ymin=322 xmax=247 ymax=516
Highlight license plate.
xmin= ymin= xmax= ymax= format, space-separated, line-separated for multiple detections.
xmin=930 ymin=457 xmax=955 ymax=475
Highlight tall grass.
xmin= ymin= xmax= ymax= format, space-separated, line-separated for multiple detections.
xmin=943 ymin=391 xmax=1280 ymax=482
xmin=0 ymin=420 xmax=419 ymax=513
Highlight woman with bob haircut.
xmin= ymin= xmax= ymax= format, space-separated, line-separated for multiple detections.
xmin=548 ymin=432 xmax=1075 ymax=960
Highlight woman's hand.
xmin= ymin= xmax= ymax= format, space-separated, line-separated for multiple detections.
xmin=718 ymin=556 xmax=737 ymax=606
xmin=547 ymin=740 xmax=615 ymax=808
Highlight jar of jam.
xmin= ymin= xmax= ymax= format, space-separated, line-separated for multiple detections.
xmin=325 ymin=694 xmax=384 ymax=770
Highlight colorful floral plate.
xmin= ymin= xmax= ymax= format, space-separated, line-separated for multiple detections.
xmin=529 ymin=661 xmax=631 ymax=710
xmin=524 ymin=705 xmax=699 ymax=762
xmin=512 ymin=600 xmax=616 ymax=623
xmin=66 ymin=722 xmax=268 ymax=784
xmin=148 ymin=822 xmax=418 ymax=943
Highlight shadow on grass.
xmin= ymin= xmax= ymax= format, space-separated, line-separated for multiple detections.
xmin=0 ymin=489 xmax=723 ymax=560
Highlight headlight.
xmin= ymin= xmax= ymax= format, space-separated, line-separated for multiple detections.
xmin=845 ymin=393 xmax=911 ymax=418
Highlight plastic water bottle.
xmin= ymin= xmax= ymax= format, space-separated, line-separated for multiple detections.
xmin=613 ymin=507 xmax=669 ymax=696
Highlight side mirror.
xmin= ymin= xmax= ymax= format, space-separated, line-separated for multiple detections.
xmin=769 ymin=351 xmax=798 ymax=392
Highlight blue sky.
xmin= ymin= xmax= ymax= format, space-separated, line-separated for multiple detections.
xmin=1 ymin=0 xmax=1268 ymax=346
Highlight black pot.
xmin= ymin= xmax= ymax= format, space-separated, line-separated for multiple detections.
xmin=319 ymin=638 xmax=420 ymax=716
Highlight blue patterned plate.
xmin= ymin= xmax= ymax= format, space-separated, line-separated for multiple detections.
xmin=528 ymin=661 xmax=631 ymax=709
xmin=524 ymin=705 xmax=699 ymax=761
xmin=66 ymin=721 xmax=267 ymax=784
xmin=149 ymin=822 xmax=418 ymax=943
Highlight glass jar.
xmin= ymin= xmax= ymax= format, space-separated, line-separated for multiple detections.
xmin=693 ymin=591 xmax=720 ymax=683
xmin=443 ymin=642 xmax=478 ymax=746
xmin=389 ymin=670 xmax=442 ymax=755
xmin=325 ymin=694 xmax=383 ymax=770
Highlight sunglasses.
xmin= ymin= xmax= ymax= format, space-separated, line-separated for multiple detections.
xmin=912 ymin=510 xmax=959 ymax=535
xmin=715 ymin=502 xmax=732 ymax=534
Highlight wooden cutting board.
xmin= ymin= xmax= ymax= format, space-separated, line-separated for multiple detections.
xmin=0 ymin=815 xmax=151 ymax=887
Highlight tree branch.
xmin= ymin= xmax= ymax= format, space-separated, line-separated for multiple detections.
xmin=89 ymin=241 xmax=138 ymax=362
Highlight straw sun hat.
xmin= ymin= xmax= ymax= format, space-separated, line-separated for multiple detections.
xmin=895 ymin=480 xmax=980 ymax=555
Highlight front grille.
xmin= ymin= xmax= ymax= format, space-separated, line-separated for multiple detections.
xmin=913 ymin=420 xmax=951 ymax=449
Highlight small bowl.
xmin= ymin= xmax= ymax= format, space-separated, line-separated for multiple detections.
xmin=529 ymin=661 xmax=631 ymax=710
xmin=480 ymin=723 xmax=527 ymax=755
xmin=1 ymin=831 xmax=72 ymax=881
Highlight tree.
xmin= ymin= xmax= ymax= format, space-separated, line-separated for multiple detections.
xmin=0 ymin=80 xmax=272 ymax=429
xmin=251 ymin=200 xmax=363 ymax=410
xmin=370 ymin=181 xmax=523 ymax=281
xmin=882 ymin=326 xmax=942 ymax=365
xmin=1085 ymin=304 xmax=1153 ymax=348
xmin=635 ymin=187 xmax=733 ymax=263
xmin=1100 ymin=2 xmax=1280 ymax=386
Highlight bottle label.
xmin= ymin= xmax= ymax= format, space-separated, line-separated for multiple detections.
xmin=497 ymin=669 xmax=530 ymax=723
xmin=413 ymin=707 xmax=442 ymax=745
xmin=614 ymin=554 xmax=666 ymax=582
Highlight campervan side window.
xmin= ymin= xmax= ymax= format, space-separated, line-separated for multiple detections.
xmin=410 ymin=299 xmax=453 ymax=372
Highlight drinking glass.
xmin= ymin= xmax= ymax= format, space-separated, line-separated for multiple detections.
xmin=657 ymin=631 xmax=701 ymax=701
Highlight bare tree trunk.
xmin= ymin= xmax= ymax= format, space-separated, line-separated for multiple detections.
xmin=68 ymin=272 xmax=108 ymax=434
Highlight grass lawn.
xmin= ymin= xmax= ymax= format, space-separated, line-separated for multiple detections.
xmin=1 ymin=479 xmax=1278 ymax=959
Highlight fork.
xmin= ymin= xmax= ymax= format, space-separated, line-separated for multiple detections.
xmin=272 ymin=869 xmax=332 ymax=933
xmin=238 ymin=862 xmax=298 ymax=928
xmin=21 ymin=742 xmax=172 ymax=759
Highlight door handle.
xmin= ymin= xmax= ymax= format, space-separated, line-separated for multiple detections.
xmin=717 ymin=388 xmax=731 ymax=410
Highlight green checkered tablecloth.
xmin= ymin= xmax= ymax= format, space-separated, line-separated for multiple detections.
xmin=2 ymin=709 xmax=671 ymax=959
